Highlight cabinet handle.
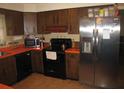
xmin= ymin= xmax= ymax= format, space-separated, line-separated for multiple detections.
xmin=70 ymin=25 xmax=72 ymax=32
xmin=56 ymin=15 xmax=59 ymax=24
xmin=53 ymin=16 xmax=56 ymax=24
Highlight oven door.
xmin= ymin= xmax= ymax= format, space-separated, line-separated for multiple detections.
xmin=43 ymin=49 xmax=66 ymax=79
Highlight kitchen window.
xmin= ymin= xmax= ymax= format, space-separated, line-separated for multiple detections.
xmin=0 ymin=14 xmax=6 ymax=45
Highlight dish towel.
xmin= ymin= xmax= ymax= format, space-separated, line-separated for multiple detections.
xmin=46 ymin=51 xmax=57 ymax=60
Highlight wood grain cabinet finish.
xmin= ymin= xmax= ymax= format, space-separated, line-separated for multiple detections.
xmin=45 ymin=9 xmax=68 ymax=26
xmin=5 ymin=10 xmax=24 ymax=35
xmin=57 ymin=9 xmax=68 ymax=26
xmin=66 ymin=53 xmax=79 ymax=80
xmin=24 ymin=12 xmax=37 ymax=35
xmin=68 ymin=8 xmax=79 ymax=34
xmin=37 ymin=12 xmax=48 ymax=34
xmin=37 ymin=9 xmax=68 ymax=34
xmin=78 ymin=7 xmax=88 ymax=18
xmin=0 ymin=56 xmax=17 ymax=85
xmin=31 ymin=51 xmax=43 ymax=73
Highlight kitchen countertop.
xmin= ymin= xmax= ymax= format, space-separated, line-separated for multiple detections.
xmin=0 ymin=44 xmax=80 ymax=59
xmin=65 ymin=48 xmax=80 ymax=54
xmin=0 ymin=44 xmax=48 ymax=59
xmin=0 ymin=83 xmax=13 ymax=89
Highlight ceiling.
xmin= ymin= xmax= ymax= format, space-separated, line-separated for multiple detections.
xmin=0 ymin=3 xmax=113 ymax=12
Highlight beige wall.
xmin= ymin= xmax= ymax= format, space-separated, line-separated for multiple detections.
xmin=0 ymin=3 xmax=111 ymax=12
xmin=37 ymin=33 xmax=80 ymax=42
xmin=0 ymin=3 xmax=24 ymax=11
xmin=1 ymin=3 xmax=124 ymax=12
xmin=23 ymin=4 xmax=37 ymax=12
xmin=27 ymin=3 xmax=109 ymax=12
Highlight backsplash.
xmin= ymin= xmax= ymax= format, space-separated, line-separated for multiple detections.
xmin=0 ymin=35 xmax=24 ymax=48
xmin=5 ymin=36 xmax=24 ymax=45
xmin=37 ymin=32 xmax=80 ymax=42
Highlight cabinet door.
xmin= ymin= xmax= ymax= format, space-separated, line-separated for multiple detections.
xmin=57 ymin=9 xmax=68 ymax=26
xmin=0 ymin=61 xmax=6 ymax=84
xmin=79 ymin=7 xmax=88 ymax=18
xmin=45 ymin=11 xmax=56 ymax=26
xmin=66 ymin=53 xmax=79 ymax=80
xmin=24 ymin=12 xmax=37 ymax=35
xmin=37 ymin=12 xmax=49 ymax=34
xmin=5 ymin=10 xmax=24 ymax=35
xmin=31 ymin=51 xmax=43 ymax=73
xmin=4 ymin=56 xmax=17 ymax=85
xmin=68 ymin=8 xmax=79 ymax=34
xmin=5 ymin=10 xmax=15 ymax=35
xmin=0 ymin=56 xmax=17 ymax=85
xmin=14 ymin=11 xmax=24 ymax=35
xmin=45 ymin=9 xmax=68 ymax=26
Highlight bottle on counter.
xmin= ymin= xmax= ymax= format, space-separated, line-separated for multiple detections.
xmin=72 ymin=39 xmax=75 ymax=48
xmin=40 ymin=40 xmax=44 ymax=48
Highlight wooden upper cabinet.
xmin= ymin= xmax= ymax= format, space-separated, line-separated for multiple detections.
xmin=79 ymin=7 xmax=88 ymax=18
xmin=68 ymin=8 xmax=79 ymax=34
xmin=14 ymin=12 xmax=24 ymax=35
xmin=5 ymin=10 xmax=24 ymax=36
xmin=37 ymin=12 xmax=49 ymax=34
xmin=57 ymin=9 xmax=68 ymax=26
xmin=24 ymin=12 xmax=37 ymax=35
xmin=45 ymin=11 xmax=55 ymax=26
xmin=45 ymin=9 xmax=68 ymax=26
xmin=5 ymin=11 xmax=15 ymax=35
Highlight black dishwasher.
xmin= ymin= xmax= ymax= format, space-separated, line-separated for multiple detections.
xmin=15 ymin=51 xmax=32 ymax=81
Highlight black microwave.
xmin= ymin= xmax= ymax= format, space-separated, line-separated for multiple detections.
xmin=24 ymin=38 xmax=40 ymax=48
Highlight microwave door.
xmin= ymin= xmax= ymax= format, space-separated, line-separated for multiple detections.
xmin=25 ymin=39 xmax=36 ymax=48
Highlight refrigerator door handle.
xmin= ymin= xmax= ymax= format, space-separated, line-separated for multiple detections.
xmin=93 ymin=29 xmax=96 ymax=43
xmin=93 ymin=29 xmax=96 ymax=55
xmin=96 ymin=29 xmax=99 ymax=45
xmin=95 ymin=29 xmax=99 ymax=56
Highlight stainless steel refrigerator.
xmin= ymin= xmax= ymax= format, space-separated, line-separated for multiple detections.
xmin=79 ymin=17 xmax=120 ymax=88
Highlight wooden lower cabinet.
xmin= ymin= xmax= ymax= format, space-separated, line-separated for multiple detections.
xmin=66 ymin=53 xmax=79 ymax=80
xmin=31 ymin=51 xmax=43 ymax=73
xmin=0 ymin=56 xmax=17 ymax=85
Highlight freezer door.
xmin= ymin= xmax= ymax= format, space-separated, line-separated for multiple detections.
xmin=95 ymin=17 xmax=120 ymax=88
xmin=79 ymin=18 xmax=96 ymax=85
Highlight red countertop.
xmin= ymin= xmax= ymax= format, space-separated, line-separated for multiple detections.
xmin=0 ymin=44 xmax=80 ymax=59
xmin=65 ymin=48 xmax=80 ymax=54
xmin=0 ymin=44 xmax=48 ymax=59
xmin=0 ymin=84 xmax=13 ymax=89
